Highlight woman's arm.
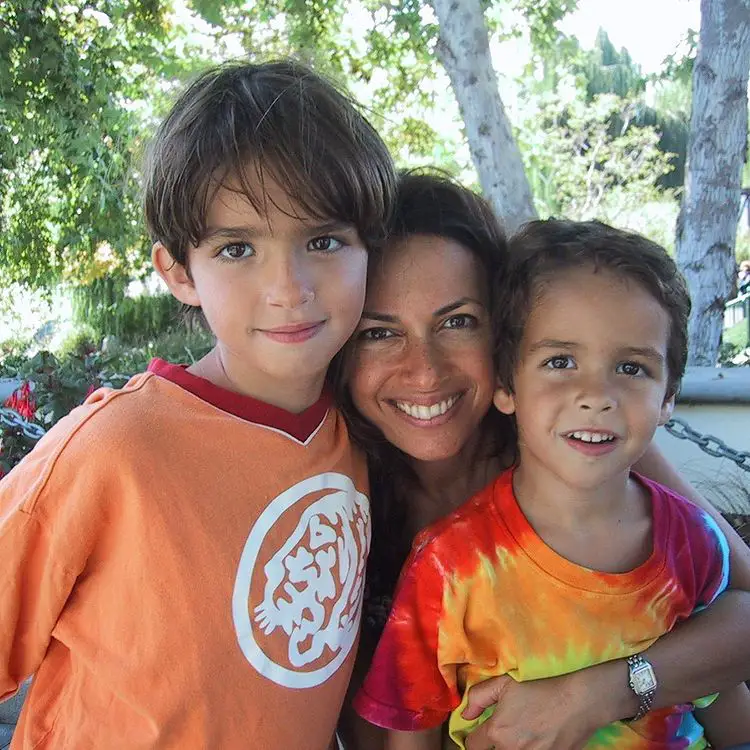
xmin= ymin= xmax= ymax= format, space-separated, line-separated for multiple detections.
xmin=463 ymin=593 xmax=750 ymax=750
xmin=386 ymin=727 xmax=442 ymax=750
xmin=634 ymin=442 xmax=750 ymax=590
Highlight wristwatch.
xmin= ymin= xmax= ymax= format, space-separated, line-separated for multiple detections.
xmin=627 ymin=654 xmax=657 ymax=721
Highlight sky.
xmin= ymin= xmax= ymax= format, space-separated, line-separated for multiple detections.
xmin=561 ymin=0 xmax=700 ymax=74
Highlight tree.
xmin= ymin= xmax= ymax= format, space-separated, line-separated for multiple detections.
xmin=0 ymin=1 xmax=186 ymax=290
xmin=675 ymin=0 xmax=750 ymax=366
xmin=188 ymin=0 xmax=578 ymax=232
xmin=429 ymin=0 xmax=536 ymax=231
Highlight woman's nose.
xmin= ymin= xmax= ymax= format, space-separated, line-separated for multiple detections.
xmin=401 ymin=339 xmax=444 ymax=389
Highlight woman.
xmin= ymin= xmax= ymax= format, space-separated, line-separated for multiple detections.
xmin=336 ymin=171 xmax=750 ymax=749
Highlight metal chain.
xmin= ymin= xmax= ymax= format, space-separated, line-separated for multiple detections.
xmin=0 ymin=407 xmax=47 ymax=441
xmin=664 ymin=417 xmax=750 ymax=473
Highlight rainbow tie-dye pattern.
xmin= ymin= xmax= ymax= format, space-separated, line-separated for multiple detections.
xmin=354 ymin=470 xmax=729 ymax=748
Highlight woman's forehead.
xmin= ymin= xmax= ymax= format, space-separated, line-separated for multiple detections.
xmin=367 ymin=234 xmax=487 ymax=306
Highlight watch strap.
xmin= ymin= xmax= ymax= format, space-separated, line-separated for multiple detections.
xmin=627 ymin=654 xmax=657 ymax=721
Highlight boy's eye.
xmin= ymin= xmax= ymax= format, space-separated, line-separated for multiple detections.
xmin=308 ymin=236 xmax=344 ymax=252
xmin=616 ymin=361 xmax=646 ymax=377
xmin=357 ymin=327 xmax=393 ymax=342
xmin=442 ymin=314 xmax=477 ymax=331
xmin=219 ymin=242 xmax=254 ymax=260
xmin=544 ymin=355 xmax=575 ymax=370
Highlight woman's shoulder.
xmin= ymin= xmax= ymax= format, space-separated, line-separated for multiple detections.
xmin=409 ymin=477 xmax=504 ymax=562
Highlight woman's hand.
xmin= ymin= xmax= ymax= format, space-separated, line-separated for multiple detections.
xmin=462 ymin=668 xmax=618 ymax=750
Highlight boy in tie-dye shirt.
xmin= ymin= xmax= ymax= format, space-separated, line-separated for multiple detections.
xmin=354 ymin=220 xmax=750 ymax=748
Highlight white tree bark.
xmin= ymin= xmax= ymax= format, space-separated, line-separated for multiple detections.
xmin=429 ymin=0 xmax=537 ymax=233
xmin=676 ymin=0 xmax=750 ymax=366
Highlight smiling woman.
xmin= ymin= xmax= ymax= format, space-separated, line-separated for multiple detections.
xmin=350 ymin=234 xmax=496 ymax=464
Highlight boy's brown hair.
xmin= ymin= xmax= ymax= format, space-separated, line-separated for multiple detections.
xmin=497 ymin=219 xmax=691 ymax=399
xmin=143 ymin=59 xmax=396 ymax=267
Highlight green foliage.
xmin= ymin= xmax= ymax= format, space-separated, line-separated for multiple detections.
xmin=71 ymin=278 xmax=181 ymax=343
xmin=0 ymin=0 xmax=192 ymax=290
xmin=518 ymin=88 xmax=676 ymax=227
xmin=578 ymin=29 xmax=646 ymax=99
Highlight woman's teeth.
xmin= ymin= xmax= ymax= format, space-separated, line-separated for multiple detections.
xmin=395 ymin=395 xmax=459 ymax=421
xmin=568 ymin=431 xmax=615 ymax=443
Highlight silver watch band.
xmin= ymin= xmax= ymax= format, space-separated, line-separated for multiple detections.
xmin=627 ymin=654 xmax=657 ymax=721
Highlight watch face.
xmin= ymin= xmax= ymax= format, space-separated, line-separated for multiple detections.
xmin=631 ymin=663 xmax=657 ymax=694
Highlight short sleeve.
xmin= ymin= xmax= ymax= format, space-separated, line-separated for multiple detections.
xmin=691 ymin=512 xmax=730 ymax=612
xmin=353 ymin=537 xmax=462 ymax=731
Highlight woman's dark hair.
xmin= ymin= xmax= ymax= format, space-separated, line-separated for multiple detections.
xmin=331 ymin=170 xmax=514 ymax=638
xmin=143 ymin=59 xmax=396 ymax=266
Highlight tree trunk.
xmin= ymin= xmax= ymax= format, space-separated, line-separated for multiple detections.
xmin=429 ymin=0 xmax=537 ymax=233
xmin=676 ymin=0 xmax=750 ymax=366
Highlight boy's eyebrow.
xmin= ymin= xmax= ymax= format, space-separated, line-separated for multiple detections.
xmin=202 ymin=221 xmax=357 ymax=241
xmin=361 ymin=297 xmax=483 ymax=323
xmin=527 ymin=339 xmax=577 ymax=353
xmin=527 ymin=340 xmax=666 ymax=365
xmin=618 ymin=346 xmax=666 ymax=364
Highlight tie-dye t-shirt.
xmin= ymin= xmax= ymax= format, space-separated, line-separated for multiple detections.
xmin=354 ymin=470 xmax=729 ymax=749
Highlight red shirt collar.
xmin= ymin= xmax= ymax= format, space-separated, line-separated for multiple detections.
xmin=147 ymin=358 xmax=331 ymax=443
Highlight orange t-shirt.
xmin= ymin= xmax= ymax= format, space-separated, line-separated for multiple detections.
xmin=0 ymin=360 xmax=370 ymax=749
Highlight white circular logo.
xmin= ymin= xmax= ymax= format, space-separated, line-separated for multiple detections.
xmin=232 ymin=473 xmax=370 ymax=688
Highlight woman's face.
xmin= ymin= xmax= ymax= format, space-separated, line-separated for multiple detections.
xmin=348 ymin=234 xmax=496 ymax=462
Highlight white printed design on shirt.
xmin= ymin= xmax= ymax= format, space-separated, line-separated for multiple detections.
xmin=232 ymin=472 xmax=370 ymax=688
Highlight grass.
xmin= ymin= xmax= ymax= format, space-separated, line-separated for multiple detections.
xmin=724 ymin=317 xmax=750 ymax=351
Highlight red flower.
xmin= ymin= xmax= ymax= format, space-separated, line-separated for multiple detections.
xmin=3 ymin=381 xmax=37 ymax=422
xmin=85 ymin=383 xmax=97 ymax=399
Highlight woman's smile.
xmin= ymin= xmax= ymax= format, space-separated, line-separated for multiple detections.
xmin=392 ymin=392 xmax=464 ymax=422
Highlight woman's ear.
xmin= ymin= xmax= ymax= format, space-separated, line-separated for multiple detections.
xmin=493 ymin=384 xmax=516 ymax=415
xmin=152 ymin=243 xmax=201 ymax=307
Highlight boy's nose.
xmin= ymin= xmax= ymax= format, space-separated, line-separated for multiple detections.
xmin=266 ymin=256 xmax=314 ymax=309
xmin=575 ymin=376 xmax=616 ymax=413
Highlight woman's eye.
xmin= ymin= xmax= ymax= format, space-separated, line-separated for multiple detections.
xmin=219 ymin=242 xmax=254 ymax=260
xmin=309 ymin=236 xmax=344 ymax=252
xmin=544 ymin=355 xmax=574 ymax=370
xmin=617 ymin=361 xmax=645 ymax=377
xmin=442 ymin=314 xmax=477 ymax=330
xmin=357 ymin=327 xmax=393 ymax=342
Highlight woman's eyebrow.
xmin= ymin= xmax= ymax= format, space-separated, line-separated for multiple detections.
xmin=434 ymin=297 xmax=484 ymax=316
xmin=360 ymin=311 xmax=398 ymax=323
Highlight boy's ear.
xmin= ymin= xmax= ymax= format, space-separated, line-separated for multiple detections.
xmin=658 ymin=394 xmax=675 ymax=426
xmin=493 ymin=384 xmax=516 ymax=415
xmin=152 ymin=243 xmax=200 ymax=307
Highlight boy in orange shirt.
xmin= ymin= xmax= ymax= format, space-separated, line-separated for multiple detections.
xmin=0 ymin=60 xmax=395 ymax=749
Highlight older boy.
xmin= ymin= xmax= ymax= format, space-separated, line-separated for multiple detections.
xmin=354 ymin=220 xmax=750 ymax=748
xmin=0 ymin=60 xmax=394 ymax=749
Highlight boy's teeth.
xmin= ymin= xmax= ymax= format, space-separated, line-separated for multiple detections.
xmin=570 ymin=431 xmax=615 ymax=443
xmin=396 ymin=395 xmax=459 ymax=420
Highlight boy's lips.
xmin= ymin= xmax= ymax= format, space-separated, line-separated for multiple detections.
xmin=562 ymin=428 xmax=620 ymax=456
xmin=260 ymin=321 xmax=326 ymax=343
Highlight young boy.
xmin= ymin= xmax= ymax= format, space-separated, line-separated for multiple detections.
xmin=353 ymin=219 xmax=750 ymax=748
xmin=0 ymin=60 xmax=395 ymax=749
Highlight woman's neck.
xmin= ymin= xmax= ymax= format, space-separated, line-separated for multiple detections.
xmin=409 ymin=432 xmax=505 ymax=534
